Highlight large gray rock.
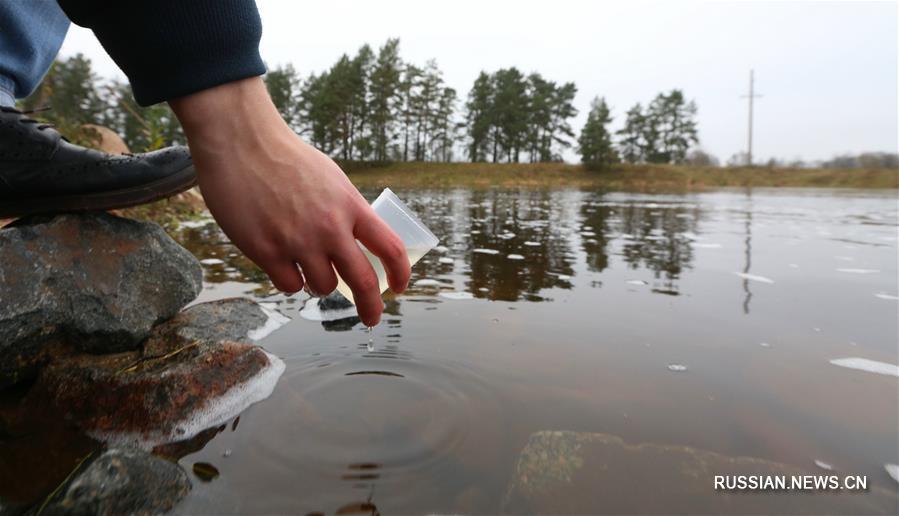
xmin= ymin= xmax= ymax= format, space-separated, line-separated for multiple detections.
xmin=503 ymin=430 xmax=898 ymax=515
xmin=39 ymin=448 xmax=190 ymax=516
xmin=0 ymin=213 xmax=202 ymax=386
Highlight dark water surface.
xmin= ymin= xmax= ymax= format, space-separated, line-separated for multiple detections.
xmin=171 ymin=187 xmax=899 ymax=514
xmin=6 ymin=188 xmax=895 ymax=514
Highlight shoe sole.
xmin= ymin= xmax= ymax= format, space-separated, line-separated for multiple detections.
xmin=0 ymin=164 xmax=198 ymax=219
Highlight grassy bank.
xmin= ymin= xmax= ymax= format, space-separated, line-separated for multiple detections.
xmin=345 ymin=161 xmax=898 ymax=191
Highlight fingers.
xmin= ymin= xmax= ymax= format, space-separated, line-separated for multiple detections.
xmin=266 ymin=260 xmax=304 ymax=294
xmin=330 ymin=240 xmax=384 ymax=326
xmin=354 ymin=207 xmax=411 ymax=293
xmin=296 ymin=253 xmax=338 ymax=296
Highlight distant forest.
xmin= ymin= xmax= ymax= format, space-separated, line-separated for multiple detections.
xmin=20 ymin=39 xmax=896 ymax=170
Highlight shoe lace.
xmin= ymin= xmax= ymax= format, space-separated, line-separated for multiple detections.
xmin=0 ymin=105 xmax=56 ymax=131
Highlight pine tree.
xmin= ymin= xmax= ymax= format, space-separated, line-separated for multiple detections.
xmin=617 ymin=103 xmax=645 ymax=163
xmin=465 ymin=71 xmax=494 ymax=162
xmin=578 ymin=97 xmax=616 ymax=170
xmin=264 ymin=64 xmax=301 ymax=130
xmin=369 ymin=39 xmax=402 ymax=161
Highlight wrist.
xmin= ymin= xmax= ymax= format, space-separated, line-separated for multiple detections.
xmin=169 ymin=76 xmax=285 ymax=147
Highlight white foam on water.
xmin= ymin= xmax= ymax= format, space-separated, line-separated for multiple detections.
xmin=834 ymin=256 xmax=855 ymax=262
xmin=200 ymin=258 xmax=225 ymax=265
xmin=789 ymin=263 xmax=800 ymax=269
xmin=471 ymin=230 xmax=481 ymax=234
xmin=829 ymin=357 xmax=899 ymax=378
xmin=874 ymin=292 xmax=899 ymax=301
xmin=734 ymin=272 xmax=775 ymax=284
xmin=439 ymin=291 xmax=474 ymax=300
xmin=523 ymin=241 xmax=541 ymax=247
xmin=814 ymin=460 xmax=833 ymax=471
xmin=299 ymin=298 xmax=357 ymax=322
xmin=247 ymin=303 xmax=291 ymax=341
xmin=886 ymin=464 xmax=899 ymax=484
xmin=626 ymin=280 xmax=648 ymax=285
xmin=433 ymin=245 xmax=449 ymax=253
xmin=693 ymin=243 xmax=722 ymax=249
xmin=179 ymin=218 xmax=214 ymax=229
xmin=759 ymin=342 xmax=771 ymax=348
xmin=836 ymin=268 xmax=880 ymax=274
xmin=507 ymin=254 xmax=525 ymax=260
xmin=473 ymin=248 xmax=500 ymax=255
xmin=413 ymin=279 xmax=443 ymax=287
xmin=90 ymin=351 xmax=285 ymax=450
xmin=557 ymin=274 xmax=571 ymax=280
xmin=581 ymin=231 xmax=596 ymax=237
xmin=438 ymin=257 xmax=454 ymax=264
xmin=499 ymin=232 xmax=516 ymax=240
xmin=667 ymin=364 xmax=688 ymax=372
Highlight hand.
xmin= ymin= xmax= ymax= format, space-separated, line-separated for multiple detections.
xmin=170 ymin=77 xmax=410 ymax=326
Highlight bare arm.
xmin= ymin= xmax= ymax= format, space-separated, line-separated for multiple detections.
xmin=170 ymin=77 xmax=410 ymax=326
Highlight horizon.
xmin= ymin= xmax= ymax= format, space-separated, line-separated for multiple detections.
xmin=58 ymin=0 xmax=897 ymax=164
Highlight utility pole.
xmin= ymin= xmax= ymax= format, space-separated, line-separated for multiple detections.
xmin=740 ymin=69 xmax=762 ymax=166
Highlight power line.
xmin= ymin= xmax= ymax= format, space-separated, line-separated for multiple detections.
xmin=740 ymin=69 xmax=763 ymax=166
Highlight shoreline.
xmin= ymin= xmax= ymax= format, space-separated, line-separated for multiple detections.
xmin=343 ymin=161 xmax=898 ymax=191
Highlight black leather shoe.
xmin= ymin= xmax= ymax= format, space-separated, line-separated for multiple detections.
xmin=0 ymin=106 xmax=196 ymax=218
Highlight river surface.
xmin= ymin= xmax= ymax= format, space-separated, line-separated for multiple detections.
xmin=4 ymin=187 xmax=896 ymax=514
xmin=167 ymin=187 xmax=899 ymax=514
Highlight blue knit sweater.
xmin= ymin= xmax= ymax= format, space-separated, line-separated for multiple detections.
xmin=58 ymin=0 xmax=266 ymax=106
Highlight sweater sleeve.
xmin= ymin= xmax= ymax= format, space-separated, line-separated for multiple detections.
xmin=57 ymin=0 xmax=266 ymax=106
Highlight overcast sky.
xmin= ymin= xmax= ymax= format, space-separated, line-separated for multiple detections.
xmin=59 ymin=0 xmax=897 ymax=163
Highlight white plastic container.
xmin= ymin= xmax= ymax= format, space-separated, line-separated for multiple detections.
xmin=335 ymin=188 xmax=439 ymax=304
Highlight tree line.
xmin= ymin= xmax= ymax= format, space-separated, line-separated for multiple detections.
xmin=20 ymin=46 xmax=896 ymax=171
xmin=20 ymin=42 xmax=705 ymax=171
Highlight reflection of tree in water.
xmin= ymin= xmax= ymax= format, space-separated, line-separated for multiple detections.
xmin=175 ymin=189 xmax=702 ymax=304
xmin=578 ymin=194 xmax=612 ymax=273
xmin=464 ymin=190 xmax=576 ymax=301
xmin=616 ymin=201 xmax=699 ymax=293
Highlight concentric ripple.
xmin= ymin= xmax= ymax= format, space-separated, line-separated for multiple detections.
xmin=256 ymin=352 xmax=495 ymax=493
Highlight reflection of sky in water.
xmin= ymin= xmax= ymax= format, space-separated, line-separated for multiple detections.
xmin=165 ymin=188 xmax=898 ymax=515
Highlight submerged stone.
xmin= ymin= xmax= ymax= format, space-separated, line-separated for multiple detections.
xmin=0 ymin=213 xmax=202 ymax=387
xmin=503 ymin=431 xmax=898 ymax=514
xmin=38 ymin=448 xmax=190 ymax=516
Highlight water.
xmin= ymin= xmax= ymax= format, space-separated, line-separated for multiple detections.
xmin=2 ymin=187 xmax=897 ymax=514
xmin=334 ymin=246 xmax=432 ymax=305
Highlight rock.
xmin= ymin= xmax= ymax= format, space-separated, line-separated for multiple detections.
xmin=26 ymin=299 xmax=287 ymax=448
xmin=0 ymin=212 xmax=202 ymax=387
xmin=503 ymin=431 xmax=898 ymax=514
xmin=318 ymin=291 xmax=354 ymax=311
xmin=31 ymin=339 xmax=275 ymax=447
xmin=142 ymin=298 xmax=271 ymax=357
xmin=39 ymin=448 xmax=190 ymax=516
xmin=79 ymin=124 xmax=130 ymax=155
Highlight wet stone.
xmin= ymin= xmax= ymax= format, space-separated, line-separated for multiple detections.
xmin=0 ymin=213 xmax=202 ymax=388
xmin=28 ymin=337 xmax=272 ymax=445
xmin=318 ymin=291 xmax=354 ymax=311
xmin=38 ymin=448 xmax=190 ymax=516
xmin=142 ymin=298 xmax=270 ymax=357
